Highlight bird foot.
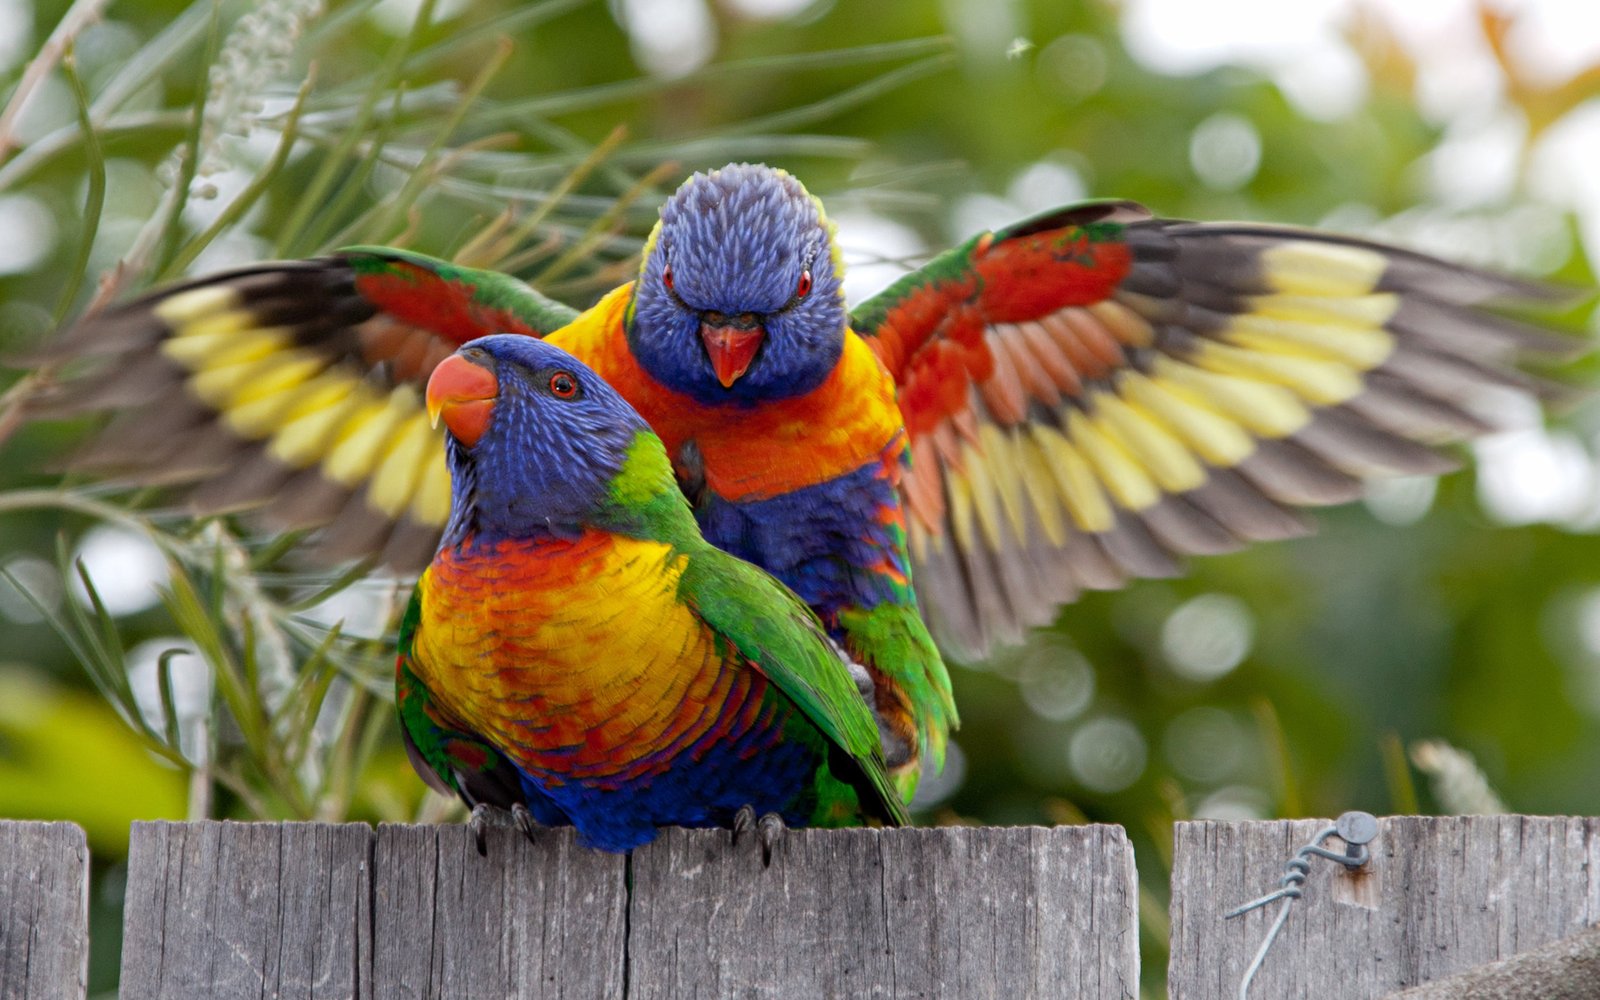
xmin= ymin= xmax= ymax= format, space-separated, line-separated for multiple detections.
xmin=730 ymin=805 xmax=786 ymax=867
xmin=757 ymin=812 xmax=786 ymax=868
xmin=468 ymin=803 xmax=492 ymax=856
xmin=731 ymin=804 xmax=757 ymax=846
xmin=511 ymin=802 xmax=539 ymax=844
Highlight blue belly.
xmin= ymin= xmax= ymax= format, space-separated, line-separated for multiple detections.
xmin=694 ymin=456 xmax=911 ymax=624
xmin=516 ymin=688 xmax=828 ymax=853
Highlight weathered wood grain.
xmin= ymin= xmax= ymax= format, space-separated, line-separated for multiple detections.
xmin=1168 ymin=815 xmax=1600 ymax=1000
xmin=119 ymin=821 xmax=370 ymax=1000
xmin=1385 ymin=923 xmax=1600 ymax=999
xmin=369 ymin=823 xmax=626 ymax=1000
xmin=626 ymin=824 xmax=1139 ymax=1000
xmin=0 ymin=821 xmax=88 ymax=1000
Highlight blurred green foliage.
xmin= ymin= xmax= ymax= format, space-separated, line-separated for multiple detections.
xmin=2 ymin=0 xmax=1598 ymax=996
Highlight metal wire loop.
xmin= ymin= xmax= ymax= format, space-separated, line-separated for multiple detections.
xmin=1224 ymin=813 xmax=1377 ymax=1000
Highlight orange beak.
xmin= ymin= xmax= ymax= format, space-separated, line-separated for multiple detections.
xmin=700 ymin=323 xmax=765 ymax=388
xmin=426 ymin=354 xmax=499 ymax=447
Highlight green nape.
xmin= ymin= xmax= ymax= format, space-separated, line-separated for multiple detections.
xmin=599 ymin=430 xmax=703 ymax=546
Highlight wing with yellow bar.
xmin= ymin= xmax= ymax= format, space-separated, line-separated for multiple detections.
xmin=30 ymin=247 xmax=577 ymax=570
xmin=852 ymin=201 xmax=1582 ymax=659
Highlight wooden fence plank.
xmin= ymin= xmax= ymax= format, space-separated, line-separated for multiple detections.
xmin=1168 ymin=815 xmax=1600 ymax=999
xmin=1386 ymin=923 xmax=1600 ymax=999
xmin=368 ymin=824 xmax=626 ymax=1000
xmin=0 ymin=820 xmax=88 ymax=1000
xmin=626 ymin=824 xmax=1139 ymax=1000
xmin=119 ymin=821 xmax=370 ymax=1000
xmin=115 ymin=820 xmax=1138 ymax=998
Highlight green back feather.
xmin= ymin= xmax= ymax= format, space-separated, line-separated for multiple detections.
xmin=681 ymin=554 xmax=910 ymax=825
xmin=608 ymin=428 xmax=909 ymax=825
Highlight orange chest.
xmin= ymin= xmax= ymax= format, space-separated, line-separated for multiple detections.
xmin=408 ymin=532 xmax=754 ymax=778
xmin=549 ymin=288 xmax=905 ymax=502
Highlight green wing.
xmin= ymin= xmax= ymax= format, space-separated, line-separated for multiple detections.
xmin=681 ymin=550 xmax=911 ymax=826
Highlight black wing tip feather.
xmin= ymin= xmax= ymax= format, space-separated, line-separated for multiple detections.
xmin=998 ymin=199 xmax=1154 ymax=241
xmin=17 ymin=257 xmax=357 ymax=369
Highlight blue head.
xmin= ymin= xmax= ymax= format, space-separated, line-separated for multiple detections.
xmin=425 ymin=335 xmax=655 ymax=547
xmin=627 ymin=163 xmax=848 ymax=406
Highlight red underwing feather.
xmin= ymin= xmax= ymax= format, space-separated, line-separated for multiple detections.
xmin=354 ymin=263 xmax=542 ymax=351
xmin=969 ymin=232 xmax=1132 ymax=323
xmin=850 ymin=204 xmax=1580 ymax=660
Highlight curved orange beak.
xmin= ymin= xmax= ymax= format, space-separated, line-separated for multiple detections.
xmin=700 ymin=323 xmax=765 ymax=388
xmin=426 ymin=354 xmax=499 ymax=447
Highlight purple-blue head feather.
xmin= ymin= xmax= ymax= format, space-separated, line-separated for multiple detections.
xmin=628 ymin=163 xmax=847 ymax=405
xmin=436 ymin=335 xmax=649 ymax=549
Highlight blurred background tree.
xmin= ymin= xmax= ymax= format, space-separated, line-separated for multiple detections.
xmin=1 ymin=0 xmax=1597 ymax=995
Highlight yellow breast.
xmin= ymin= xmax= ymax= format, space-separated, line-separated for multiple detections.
xmin=409 ymin=529 xmax=763 ymax=786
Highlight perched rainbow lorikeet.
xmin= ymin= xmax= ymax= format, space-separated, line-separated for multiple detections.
xmin=35 ymin=164 xmax=1579 ymax=800
xmin=399 ymin=333 xmax=906 ymax=854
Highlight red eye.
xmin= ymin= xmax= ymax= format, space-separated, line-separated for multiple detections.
xmin=795 ymin=269 xmax=812 ymax=298
xmin=663 ymin=265 xmax=674 ymax=291
xmin=549 ymin=372 xmax=578 ymax=398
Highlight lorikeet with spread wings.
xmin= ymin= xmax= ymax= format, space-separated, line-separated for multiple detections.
xmin=34 ymin=163 xmax=1578 ymax=798
xmin=399 ymin=333 xmax=906 ymax=854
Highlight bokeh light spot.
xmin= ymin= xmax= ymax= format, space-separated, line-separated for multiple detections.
xmin=1474 ymin=426 xmax=1594 ymax=527
xmin=1038 ymin=34 xmax=1108 ymax=103
xmin=1018 ymin=643 xmax=1095 ymax=722
xmin=832 ymin=209 xmax=926 ymax=308
xmin=370 ymin=0 xmax=470 ymax=34
xmin=299 ymin=579 xmax=401 ymax=640
xmin=71 ymin=525 xmax=169 ymax=617
xmin=616 ymin=0 xmax=716 ymax=78
xmin=1008 ymin=160 xmax=1086 ymax=214
xmin=951 ymin=192 xmax=1019 ymax=241
xmin=1160 ymin=593 xmax=1254 ymax=681
xmin=127 ymin=638 xmax=213 ymax=764
xmin=1363 ymin=474 xmax=1438 ymax=527
xmin=0 ymin=0 xmax=31 ymax=73
xmin=1163 ymin=706 xmax=1249 ymax=784
xmin=1068 ymin=717 xmax=1147 ymax=793
xmin=0 ymin=195 xmax=58 ymax=275
xmin=1193 ymin=785 xmax=1271 ymax=821
xmin=0 ymin=555 xmax=63 ymax=624
xmin=1189 ymin=112 xmax=1262 ymax=191
xmin=724 ymin=0 xmax=819 ymax=18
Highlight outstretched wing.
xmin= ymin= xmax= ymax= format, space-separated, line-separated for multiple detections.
xmin=853 ymin=201 xmax=1583 ymax=660
xmin=682 ymin=550 xmax=911 ymax=824
xmin=28 ymin=247 xmax=578 ymax=570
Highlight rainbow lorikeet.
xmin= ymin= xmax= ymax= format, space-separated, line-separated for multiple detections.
xmin=37 ymin=164 xmax=1577 ymax=798
xmin=399 ymin=333 xmax=906 ymax=854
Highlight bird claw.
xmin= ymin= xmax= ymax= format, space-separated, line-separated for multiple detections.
xmin=730 ymin=805 xmax=785 ymax=865
xmin=757 ymin=812 xmax=786 ymax=868
xmin=468 ymin=803 xmax=491 ymax=856
xmin=511 ymin=802 xmax=539 ymax=844
xmin=731 ymin=804 xmax=757 ymax=846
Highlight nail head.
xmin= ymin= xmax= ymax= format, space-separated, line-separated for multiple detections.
xmin=1335 ymin=811 xmax=1379 ymax=846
